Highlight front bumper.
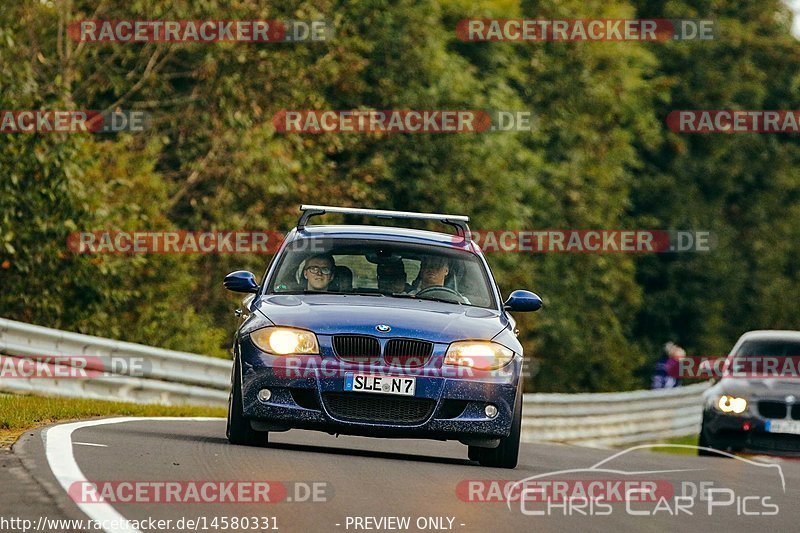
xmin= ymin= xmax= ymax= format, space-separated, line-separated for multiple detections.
xmin=703 ymin=408 xmax=800 ymax=454
xmin=238 ymin=338 xmax=519 ymax=441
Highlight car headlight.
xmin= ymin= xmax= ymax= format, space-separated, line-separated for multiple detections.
xmin=717 ymin=395 xmax=748 ymax=414
xmin=444 ymin=341 xmax=515 ymax=370
xmin=250 ymin=327 xmax=319 ymax=355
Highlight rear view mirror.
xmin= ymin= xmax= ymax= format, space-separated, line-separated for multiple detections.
xmin=504 ymin=290 xmax=543 ymax=312
xmin=224 ymin=271 xmax=259 ymax=293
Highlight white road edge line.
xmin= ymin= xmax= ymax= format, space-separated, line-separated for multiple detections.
xmin=44 ymin=417 xmax=222 ymax=533
xmin=73 ymin=442 xmax=108 ymax=448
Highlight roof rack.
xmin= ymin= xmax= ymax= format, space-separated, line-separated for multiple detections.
xmin=297 ymin=205 xmax=471 ymax=240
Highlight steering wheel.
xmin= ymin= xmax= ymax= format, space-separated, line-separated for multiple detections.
xmin=414 ymin=286 xmax=469 ymax=304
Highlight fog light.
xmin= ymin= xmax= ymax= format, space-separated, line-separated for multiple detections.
xmin=257 ymin=389 xmax=272 ymax=402
xmin=484 ymin=404 xmax=498 ymax=418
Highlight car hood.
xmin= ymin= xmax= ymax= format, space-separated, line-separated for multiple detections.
xmin=710 ymin=378 xmax=800 ymax=398
xmin=254 ymin=294 xmax=509 ymax=344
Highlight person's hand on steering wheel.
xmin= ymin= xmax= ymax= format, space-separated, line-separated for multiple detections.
xmin=414 ymin=286 xmax=469 ymax=304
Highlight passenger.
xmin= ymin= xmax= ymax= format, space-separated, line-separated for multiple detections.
xmin=378 ymin=261 xmax=411 ymax=294
xmin=333 ymin=265 xmax=353 ymax=292
xmin=303 ymin=254 xmax=336 ymax=292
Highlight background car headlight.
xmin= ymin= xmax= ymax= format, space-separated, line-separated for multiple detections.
xmin=717 ymin=395 xmax=748 ymax=414
xmin=250 ymin=327 xmax=319 ymax=355
xmin=444 ymin=341 xmax=515 ymax=370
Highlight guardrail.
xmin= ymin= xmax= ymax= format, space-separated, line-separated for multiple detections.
xmin=521 ymin=382 xmax=709 ymax=447
xmin=0 ymin=317 xmax=708 ymax=444
xmin=0 ymin=317 xmax=231 ymax=406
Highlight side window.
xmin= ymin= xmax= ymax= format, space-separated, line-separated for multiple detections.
xmin=460 ymin=261 xmax=492 ymax=308
xmin=272 ymin=255 xmax=304 ymax=291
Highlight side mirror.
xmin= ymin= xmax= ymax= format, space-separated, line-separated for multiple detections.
xmin=504 ymin=290 xmax=542 ymax=312
xmin=224 ymin=271 xmax=259 ymax=294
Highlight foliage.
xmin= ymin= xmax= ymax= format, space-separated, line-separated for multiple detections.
xmin=1 ymin=0 xmax=799 ymax=389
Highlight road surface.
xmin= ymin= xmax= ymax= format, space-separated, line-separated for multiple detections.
xmin=3 ymin=418 xmax=798 ymax=532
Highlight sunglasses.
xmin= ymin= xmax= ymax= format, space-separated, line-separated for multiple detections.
xmin=305 ymin=266 xmax=333 ymax=276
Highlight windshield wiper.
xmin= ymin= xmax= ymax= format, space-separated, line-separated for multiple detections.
xmin=388 ymin=293 xmax=463 ymax=305
xmin=417 ymin=296 xmax=463 ymax=305
xmin=341 ymin=291 xmax=384 ymax=297
xmin=268 ymin=290 xmax=383 ymax=296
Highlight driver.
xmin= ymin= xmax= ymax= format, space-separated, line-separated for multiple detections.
xmin=303 ymin=254 xmax=336 ymax=292
xmin=412 ymin=256 xmax=449 ymax=293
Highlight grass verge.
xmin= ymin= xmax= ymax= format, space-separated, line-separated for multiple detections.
xmin=649 ymin=434 xmax=700 ymax=455
xmin=0 ymin=394 xmax=225 ymax=449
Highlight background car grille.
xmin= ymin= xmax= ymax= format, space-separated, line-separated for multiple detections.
xmin=333 ymin=335 xmax=381 ymax=364
xmin=323 ymin=393 xmax=435 ymax=424
xmin=384 ymin=339 xmax=433 ymax=367
xmin=759 ymin=401 xmax=788 ymax=419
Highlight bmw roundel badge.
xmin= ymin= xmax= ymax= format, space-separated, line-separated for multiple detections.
xmin=376 ymin=324 xmax=391 ymax=332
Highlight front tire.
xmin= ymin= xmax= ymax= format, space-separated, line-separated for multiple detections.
xmin=697 ymin=415 xmax=724 ymax=457
xmin=470 ymin=388 xmax=522 ymax=468
xmin=226 ymin=357 xmax=268 ymax=446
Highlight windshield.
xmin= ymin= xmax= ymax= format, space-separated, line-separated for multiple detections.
xmin=735 ymin=340 xmax=800 ymax=357
xmin=266 ymin=238 xmax=497 ymax=309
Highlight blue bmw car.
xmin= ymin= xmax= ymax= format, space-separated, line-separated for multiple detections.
xmin=223 ymin=205 xmax=542 ymax=468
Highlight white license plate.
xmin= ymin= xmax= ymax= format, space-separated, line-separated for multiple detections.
xmin=766 ymin=419 xmax=800 ymax=435
xmin=343 ymin=373 xmax=416 ymax=396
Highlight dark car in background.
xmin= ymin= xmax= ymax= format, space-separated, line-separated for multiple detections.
xmin=700 ymin=330 xmax=800 ymax=456
xmin=223 ymin=206 xmax=542 ymax=468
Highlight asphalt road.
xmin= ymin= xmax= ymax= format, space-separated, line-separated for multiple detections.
xmin=5 ymin=418 xmax=800 ymax=532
